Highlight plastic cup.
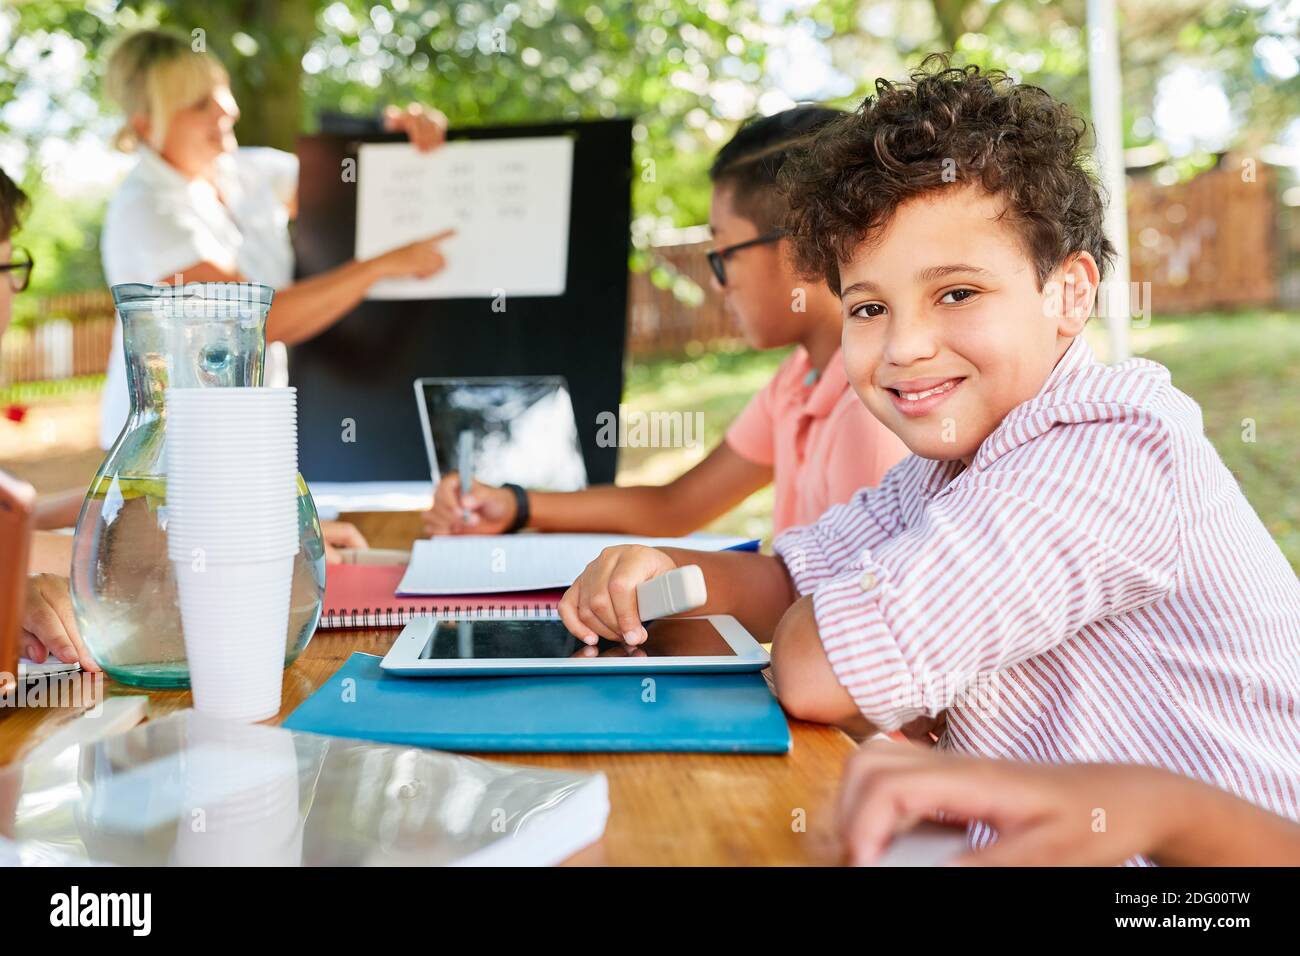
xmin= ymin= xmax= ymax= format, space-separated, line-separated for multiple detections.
xmin=169 ymin=425 xmax=297 ymax=436
xmin=168 ymin=536 xmax=300 ymax=564
xmin=167 ymin=475 xmax=295 ymax=488
xmin=166 ymin=508 xmax=299 ymax=555
xmin=165 ymin=495 xmax=299 ymax=512
xmin=167 ymin=389 xmax=297 ymax=405
xmin=174 ymin=556 xmax=294 ymax=722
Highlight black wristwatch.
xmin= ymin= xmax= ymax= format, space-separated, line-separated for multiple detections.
xmin=502 ymin=483 xmax=530 ymax=533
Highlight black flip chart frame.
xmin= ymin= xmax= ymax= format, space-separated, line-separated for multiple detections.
xmin=290 ymin=118 xmax=633 ymax=483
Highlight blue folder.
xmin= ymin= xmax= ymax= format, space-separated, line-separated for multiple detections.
xmin=284 ymin=653 xmax=791 ymax=754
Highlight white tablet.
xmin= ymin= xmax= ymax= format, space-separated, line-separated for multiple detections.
xmin=380 ymin=615 xmax=768 ymax=676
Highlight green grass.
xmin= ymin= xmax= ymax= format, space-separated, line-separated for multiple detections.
xmin=619 ymin=343 xmax=791 ymax=543
xmin=1105 ymin=310 xmax=1300 ymax=572
xmin=622 ymin=310 xmax=1300 ymax=570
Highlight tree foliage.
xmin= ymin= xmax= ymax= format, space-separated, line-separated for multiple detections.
xmin=0 ymin=0 xmax=1295 ymax=299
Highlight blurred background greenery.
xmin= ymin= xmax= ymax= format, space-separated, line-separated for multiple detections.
xmin=3 ymin=0 xmax=1299 ymax=313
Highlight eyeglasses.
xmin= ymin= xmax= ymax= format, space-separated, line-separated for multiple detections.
xmin=706 ymin=230 xmax=785 ymax=287
xmin=0 ymin=247 xmax=33 ymax=292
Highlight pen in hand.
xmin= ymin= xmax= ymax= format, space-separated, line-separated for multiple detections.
xmin=457 ymin=430 xmax=475 ymax=524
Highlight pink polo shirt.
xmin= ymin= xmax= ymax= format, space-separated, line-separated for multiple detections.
xmin=725 ymin=347 xmax=909 ymax=535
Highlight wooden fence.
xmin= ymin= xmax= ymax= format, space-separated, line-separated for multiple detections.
xmin=2 ymin=159 xmax=1291 ymax=390
xmin=626 ymin=233 xmax=737 ymax=355
xmin=1127 ymin=157 xmax=1279 ymax=313
xmin=1 ymin=291 xmax=116 ymax=388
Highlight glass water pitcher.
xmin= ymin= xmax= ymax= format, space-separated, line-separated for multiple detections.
xmin=71 ymin=282 xmax=325 ymax=689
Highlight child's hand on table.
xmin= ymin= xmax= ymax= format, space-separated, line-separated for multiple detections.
xmin=422 ymin=473 xmax=517 ymax=535
xmin=558 ymin=545 xmax=677 ymax=646
xmin=837 ymin=739 xmax=1241 ymax=867
xmin=321 ymin=520 xmax=369 ymax=564
xmin=21 ymin=574 xmax=100 ymax=672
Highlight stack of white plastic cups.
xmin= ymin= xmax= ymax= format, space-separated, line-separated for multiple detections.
xmin=166 ymin=387 xmax=299 ymax=723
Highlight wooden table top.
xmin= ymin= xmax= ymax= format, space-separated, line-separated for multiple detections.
xmin=0 ymin=511 xmax=856 ymax=866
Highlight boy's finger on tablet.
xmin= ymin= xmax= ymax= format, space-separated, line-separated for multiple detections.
xmin=606 ymin=574 xmax=646 ymax=645
xmin=583 ymin=588 xmax=622 ymax=638
xmin=557 ymin=587 xmax=594 ymax=643
xmin=577 ymin=603 xmax=620 ymax=643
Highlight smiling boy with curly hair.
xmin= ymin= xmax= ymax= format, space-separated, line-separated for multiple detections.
xmin=558 ymin=58 xmax=1300 ymax=848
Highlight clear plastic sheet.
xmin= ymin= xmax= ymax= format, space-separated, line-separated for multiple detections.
xmin=0 ymin=710 xmax=607 ymax=866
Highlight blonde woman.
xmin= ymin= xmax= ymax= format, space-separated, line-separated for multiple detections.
xmin=98 ymin=28 xmax=452 ymax=450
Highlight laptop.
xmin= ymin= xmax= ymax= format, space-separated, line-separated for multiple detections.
xmin=413 ymin=375 xmax=588 ymax=490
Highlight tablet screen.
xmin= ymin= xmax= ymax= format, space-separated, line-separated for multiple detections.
xmin=417 ymin=619 xmax=737 ymax=660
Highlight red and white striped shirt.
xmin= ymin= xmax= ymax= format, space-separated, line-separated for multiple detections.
xmin=774 ymin=335 xmax=1300 ymax=827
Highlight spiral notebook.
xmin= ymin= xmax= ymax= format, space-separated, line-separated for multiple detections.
xmin=319 ymin=564 xmax=564 ymax=632
xmin=321 ymin=563 xmax=563 ymax=629
xmin=325 ymin=534 xmax=759 ymax=629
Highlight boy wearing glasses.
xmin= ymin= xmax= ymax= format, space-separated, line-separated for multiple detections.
xmin=0 ymin=169 xmax=101 ymax=672
xmin=423 ymin=107 xmax=908 ymax=539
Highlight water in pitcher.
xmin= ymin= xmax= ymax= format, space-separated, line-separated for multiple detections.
xmin=72 ymin=475 xmax=324 ymax=687
xmin=71 ymin=282 xmax=325 ymax=689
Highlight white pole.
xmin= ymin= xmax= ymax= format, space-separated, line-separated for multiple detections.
xmin=1087 ymin=0 xmax=1131 ymax=362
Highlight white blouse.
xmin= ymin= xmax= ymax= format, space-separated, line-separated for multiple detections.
xmin=99 ymin=146 xmax=298 ymax=448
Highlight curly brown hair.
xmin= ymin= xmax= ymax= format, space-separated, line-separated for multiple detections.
xmin=779 ymin=55 xmax=1116 ymax=293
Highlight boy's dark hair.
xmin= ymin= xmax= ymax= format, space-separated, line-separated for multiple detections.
xmin=780 ymin=55 xmax=1116 ymax=293
xmin=0 ymin=168 xmax=28 ymax=242
xmin=710 ymin=105 xmax=843 ymax=231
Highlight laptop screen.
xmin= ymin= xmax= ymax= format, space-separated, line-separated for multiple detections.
xmin=415 ymin=376 xmax=588 ymax=491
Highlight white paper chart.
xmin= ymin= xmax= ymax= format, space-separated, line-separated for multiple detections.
xmin=355 ymin=136 xmax=574 ymax=299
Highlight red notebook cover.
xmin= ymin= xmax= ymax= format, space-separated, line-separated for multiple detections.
xmin=320 ymin=564 xmax=566 ymax=629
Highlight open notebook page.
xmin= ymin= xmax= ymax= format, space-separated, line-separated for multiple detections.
xmin=397 ymin=533 xmax=758 ymax=595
